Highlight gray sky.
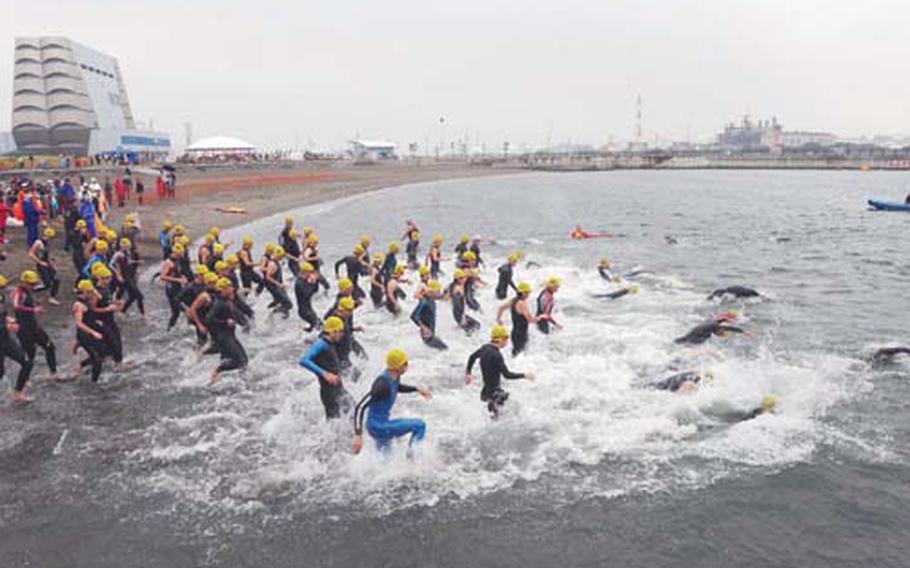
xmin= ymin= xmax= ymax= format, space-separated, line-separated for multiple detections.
xmin=3 ymin=0 xmax=909 ymax=151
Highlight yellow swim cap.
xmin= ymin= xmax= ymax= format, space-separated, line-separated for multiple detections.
xmin=453 ymin=268 xmax=466 ymax=280
xmin=163 ymin=220 xmax=173 ymax=230
xmin=209 ymin=226 xmax=220 ymax=236
xmin=547 ymin=277 xmax=561 ymax=288
xmin=264 ymin=243 xmax=275 ymax=253
xmin=761 ymin=395 xmax=778 ymax=412
xmin=393 ymin=264 xmax=405 ymax=276
xmin=462 ymin=251 xmax=476 ymax=261
xmin=0 ymin=275 xmax=7 ymax=288
xmin=517 ymin=281 xmax=532 ymax=295
xmin=418 ymin=265 xmax=430 ymax=277
xmin=76 ymin=220 xmax=87 ymax=229
xmin=20 ymin=270 xmax=40 ymax=285
xmin=242 ymin=236 xmax=254 ymax=246
xmin=289 ymin=229 xmax=298 ymax=238
xmin=323 ymin=316 xmax=344 ymax=333
xmin=428 ymin=280 xmax=442 ymax=293
xmin=96 ymin=266 xmax=112 ymax=279
xmin=507 ymin=253 xmax=519 ymax=263
xmin=215 ymin=277 xmax=233 ymax=290
xmin=386 ymin=348 xmax=408 ymax=371
xmin=353 ymin=244 xmax=365 ymax=255
xmin=174 ymin=225 xmax=185 ymax=234
xmin=120 ymin=238 xmax=131 ymax=248
xmin=172 ymin=244 xmax=185 ymax=254
xmin=433 ymin=233 xmax=443 ymax=244
xmin=300 ymin=262 xmax=314 ymax=273
xmin=338 ymin=277 xmax=353 ymax=291
xmin=76 ymin=279 xmax=94 ymax=293
xmin=359 ymin=234 xmax=370 ymax=244
xmin=194 ymin=265 xmax=209 ymax=275
xmin=460 ymin=234 xmax=469 ymax=244
xmin=214 ymin=260 xmax=228 ymax=272
xmin=274 ymin=246 xmax=286 ymax=258
xmin=213 ymin=243 xmax=225 ymax=255
xmin=490 ymin=325 xmax=509 ymax=341
xmin=95 ymin=240 xmax=109 ymax=253
xmin=226 ymin=254 xmax=239 ymax=266
xmin=43 ymin=227 xmax=56 ymax=239
xmin=389 ymin=242 xmax=400 ymax=253
xmin=338 ymin=296 xmax=356 ymax=311
xmin=204 ymin=272 xmax=219 ymax=285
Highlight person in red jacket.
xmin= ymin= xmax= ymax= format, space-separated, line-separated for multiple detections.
xmin=114 ymin=177 xmax=126 ymax=207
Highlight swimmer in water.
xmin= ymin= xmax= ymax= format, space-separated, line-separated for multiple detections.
xmin=496 ymin=281 xmax=545 ymax=356
xmin=870 ymin=346 xmax=910 ymax=362
xmin=448 ymin=268 xmax=481 ymax=335
xmin=352 ymin=348 xmax=431 ymax=455
xmin=495 ymin=253 xmax=520 ymax=300
xmin=385 ymin=265 xmax=408 ymax=316
xmin=535 ymin=277 xmax=563 ymax=334
xmin=652 ymin=370 xmax=713 ymax=393
xmin=207 ymin=277 xmax=248 ymax=384
xmin=712 ymin=395 xmax=779 ymax=423
xmin=708 ymin=286 xmax=760 ymax=300
xmin=597 ymin=256 xmax=613 ymax=281
xmin=299 ymin=316 xmax=353 ymax=420
xmin=425 ymin=234 xmax=445 ymax=279
xmin=334 ymin=244 xmax=370 ymax=301
xmin=674 ymin=312 xmax=747 ymax=345
xmin=465 ymin=325 xmax=536 ymax=418
xmin=295 ymin=262 xmax=322 ymax=332
xmin=593 ymin=285 xmax=640 ymax=300
xmin=410 ymin=280 xmax=447 ymax=350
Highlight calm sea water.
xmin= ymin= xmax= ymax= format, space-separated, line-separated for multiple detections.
xmin=0 ymin=170 xmax=907 ymax=567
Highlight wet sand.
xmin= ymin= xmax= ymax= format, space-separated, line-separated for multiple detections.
xmin=0 ymin=161 xmax=523 ymax=326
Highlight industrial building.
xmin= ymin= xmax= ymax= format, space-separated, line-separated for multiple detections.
xmin=9 ymin=36 xmax=171 ymax=160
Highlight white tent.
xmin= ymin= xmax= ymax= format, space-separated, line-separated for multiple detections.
xmin=184 ymin=136 xmax=257 ymax=155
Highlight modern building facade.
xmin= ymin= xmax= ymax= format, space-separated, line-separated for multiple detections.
xmin=10 ymin=37 xmax=171 ymax=159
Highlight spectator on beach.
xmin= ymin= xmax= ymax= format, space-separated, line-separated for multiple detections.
xmin=135 ymin=180 xmax=145 ymax=205
xmin=103 ymin=177 xmax=114 ymax=209
xmin=115 ymin=177 xmax=126 ymax=207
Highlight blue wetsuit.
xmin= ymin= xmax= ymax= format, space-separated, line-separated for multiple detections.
xmin=353 ymin=371 xmax=425 ymax=451
xmin=380 ymin=253 xmax=397 ymax=284
xmin=300 ymin=336 xmax=353 ymax=419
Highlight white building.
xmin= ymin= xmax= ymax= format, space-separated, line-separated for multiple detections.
xmin=351 ymin=140 xmax=398 ymax=162
xmin=780 ymin=131 xmax=838 ymax=148
xmin=10 ymin=36 xmax=171 ymax=159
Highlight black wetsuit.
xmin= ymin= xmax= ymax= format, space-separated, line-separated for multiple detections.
xmin=380 ymin=253 xmax=398 ymax=284
xmin=206 ymin=296 xmax=248 ymax=374
xmin=598 ymin=266 xmax=613 ymax=281
xmin=0 ymin=292 xmax=31 ymax=391
xmin=465 ymin=278 xmax=481 ymax=312
xmin=495 ymin=263 xmax=517 ymax=300
xmin=510 ymin=297 xmax=530 ymax=356
xmin=872 ymin=347 xmax=910 ymax=361
xmin=535 ymin=290 xmax=554 ymax=334
xmin=450 ymin=283 xmax=480 ymax=335
xmin=674 ymin=322 xmax=745 ymax=345
xmin=284 ymin=238 xmax=302 ymax=277
xmin=94 ymin=286 xmax=123 ymax=363
xmin=653 ymin=371 xmax=703 ymax=392
xmin=13 ymin=286 xmax=57 ymax=375
xmin=594 ymin=288 xmax=632 ymax=300
xmin=405 ymin=233 xmax=420 ymax=269
xmin=294 ymin=277 xmax=320 ymax=331
xmin=265 ymin=260 xmax=293 ymax=316
xmin=334 ymin=255 xmax=367 ymax=300
xmin=238 ymin=249 xmax=264 ymax=290
xmin=708 ymin=286 xmax=760 ymax=300
xmin=35 ymin=241 xmax=60 ymax=298
xmin=411 ymin=297 xmax=447 ymax=350
xmin=470 ymin=243 xmax=484 ymax=267
xmin=467 ymin=343 xmax=525 ymax=417
xmin=76 ymin=300 xmax=105 ymax=382
xmin=369 ymin=268 xmax=385 ymax=308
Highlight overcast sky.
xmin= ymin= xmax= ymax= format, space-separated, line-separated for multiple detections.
xmin=3 ymin=0 xmax=909 ymax=151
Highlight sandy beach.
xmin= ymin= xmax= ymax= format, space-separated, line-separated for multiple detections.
xmin=0 ymin=161 xmax=523 ymax=327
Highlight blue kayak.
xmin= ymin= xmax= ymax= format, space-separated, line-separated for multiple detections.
xmin=868 ymin=199 xmax=910 ymax=212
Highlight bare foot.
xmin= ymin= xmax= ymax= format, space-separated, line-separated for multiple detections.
xmin=48 ymin=298 xmax=61 ymax=306
xmin=11 ymin=392 xmax=33 ymax=404
xmin=209 ymin=370 xmax=220 ymax=385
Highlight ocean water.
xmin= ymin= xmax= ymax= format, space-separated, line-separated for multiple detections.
xmin=0 ymin=170 xmax=907 ymax=567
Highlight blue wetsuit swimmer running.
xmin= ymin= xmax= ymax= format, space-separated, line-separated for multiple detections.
xmin=351 ymin=348 xmax=432 ymax=454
